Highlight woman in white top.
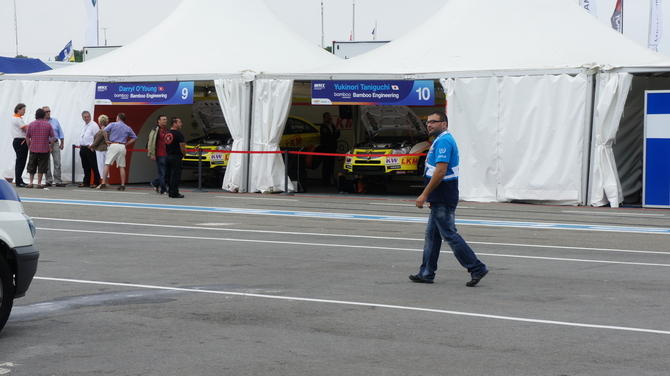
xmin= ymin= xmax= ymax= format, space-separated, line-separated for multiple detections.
xmin=11 ymin=103 xmax=28 ymax=187
xmin=90 ymin=115 xmax=110 ymax=181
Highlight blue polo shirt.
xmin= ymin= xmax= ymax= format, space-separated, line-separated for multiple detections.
xmin=49 ymin=117 xmax=64 ymax=140
xmin=424 ymin=130 xmax=460 ymax=204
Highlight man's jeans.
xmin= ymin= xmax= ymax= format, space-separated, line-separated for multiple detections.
xmin=151 ymin=156 xmax=167 ymax=193
xmin=419 ymin=202 xmax=487 ymax=281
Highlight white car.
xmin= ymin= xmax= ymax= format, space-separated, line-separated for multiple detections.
xmin=0 ymin=179 xmax=39 ymax=332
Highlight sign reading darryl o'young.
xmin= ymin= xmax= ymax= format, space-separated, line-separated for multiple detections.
xmin=311 ymin=80 xmax=434 ymax=106
xmin=95 ymin=82 xmax=194 ymax=105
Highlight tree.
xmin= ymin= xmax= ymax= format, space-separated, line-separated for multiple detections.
xmin=15 ymin=54 xmax=30 ymax=59
xmin=324 ymin=46 xmax=332 ymax=53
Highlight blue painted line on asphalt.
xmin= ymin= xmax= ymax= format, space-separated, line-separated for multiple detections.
xmin=22 ymin=197 xmax=670 ymax=235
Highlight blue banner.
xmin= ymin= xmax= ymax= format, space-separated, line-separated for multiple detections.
xmin=95 ymin=82 xmax=194 ymax=105
xmin=311 ymin=80 xmax=435 ymax=106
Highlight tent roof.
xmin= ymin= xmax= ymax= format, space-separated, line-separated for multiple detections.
xmin=0 ymin=56 xmax=52 ymax=74
xmin=33 ymin=0 xmax=340 ymax=79
xmin=307 ymin=0 xmax=670 ymax=76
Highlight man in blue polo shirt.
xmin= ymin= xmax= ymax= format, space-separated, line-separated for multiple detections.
xmin=409 ymin=111 xmax=489 ymax=287
xmin=43 ymin=106 xmax=66 ymax=187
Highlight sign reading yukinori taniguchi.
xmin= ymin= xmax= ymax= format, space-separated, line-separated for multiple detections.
xmin=95 ymin=82 xmax=194 ymax=105
xmin=311 ymin=80 xmax=435 ymax=106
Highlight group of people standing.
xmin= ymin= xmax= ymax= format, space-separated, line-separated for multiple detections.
xmin=11 ymin=103 xmax=65 ymax=188
xmin=11 ymin=104 xmax=186 ymax=198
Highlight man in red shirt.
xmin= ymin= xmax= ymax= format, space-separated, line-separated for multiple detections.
xmin=25 ymin=108 xmax=55 ymax=188
xmin=147 ymin=114 xmax=169 ymax=194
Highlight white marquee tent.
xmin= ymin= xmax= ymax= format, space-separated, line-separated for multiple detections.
xmin=274 ymin=0 xmax=670 ymax=206
xmin=1 ymin=0 xmax=340 ymax=193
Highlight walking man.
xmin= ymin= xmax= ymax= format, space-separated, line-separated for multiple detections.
xmin=164 ymin=117 xmax=186 ymax=198
xmin=409 ymin=111 xmax=489 ymax=286
xmin=98 ymin=113 xmax=137 ymax=191
xmin=147 ymin=114 xmax=169 ymax=194
xmin=43 ymin=106 xmax=66 ymax=187
xmin=25 ymin=108 xmax=55 ymax=188
xmin=79 ymin=111 xmax=101 ymax=188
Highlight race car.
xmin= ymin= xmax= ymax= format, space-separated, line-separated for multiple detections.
xmin=343 ymin=105 xmax=431 ymax=175
xmin=183 ymin=101 xmax=321 ymax=171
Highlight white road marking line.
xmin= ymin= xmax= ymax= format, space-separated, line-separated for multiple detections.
xmin=76 ymin=190 xmax=149 ymax=195
xmin=33 ymin=276 xmax=670 ymax=336
xmin=562 ymin=210 xmax=665 ymax=217
xmin=195 ymin=223 xmax=236 ymax=226
xmin=215 ymin=196 xmax=299 ymax=201
xmin=369 ymin=203 xmax=474 ymax=209
xmin=369 ymin=203 xmax=416 ymax=207
xmin=33 ymin=217 xmax=670 ymax=256
xmin=36 ymin=227 xmax=670 ymax=267
xmin=23 ymin=198 xmax=670 ymax=234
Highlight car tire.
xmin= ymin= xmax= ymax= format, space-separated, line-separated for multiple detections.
xmin=0 ymin=256 xmax=15 ymax=332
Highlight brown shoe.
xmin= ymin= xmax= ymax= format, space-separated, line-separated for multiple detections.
xmin=117 ymin=186 xmax=126 ymax=191
xmin=55 ymin=183 xmax=67 ymax=187
xmin=25 ymin=184 xmax=34 ymax=188
xmin=36 ymin=185 xmax=47 ymax=189
xmin=78 ymin=184 xmax=89 ymax=188
xmin=95 ymin=184 xmax=109 ymax=190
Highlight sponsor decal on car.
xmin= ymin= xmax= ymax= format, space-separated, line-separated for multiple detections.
xmin=401 ymin=157 xmax=418 ymax=165
xmin=385 ymin=157 xmax=399 ymax=165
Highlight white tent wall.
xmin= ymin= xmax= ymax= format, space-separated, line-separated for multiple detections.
xmin=443 ymin=74 xmax=590 ymax=204
xmin=441 ymin=77 xmax=500 ymax=202
xmin=250 ymin=79 xmax=295 ymax=193
xmin=588 ymin=72 xmax=633 ymax=207
xmin=216 ymin=78 xmax=252 ymax=193
xmin=1 ymin=80 xmax=96 ymax=184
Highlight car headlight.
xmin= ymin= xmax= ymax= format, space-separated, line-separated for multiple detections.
xmin=392 ymin=147 xmax=411 ymax=155
xmin=217 ymin=145 xmax=232 ymax=151
xmin=23 ymin=214 xmax=36 ymax=238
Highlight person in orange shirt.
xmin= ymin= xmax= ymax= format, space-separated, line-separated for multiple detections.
xmin=11 ymin=103 xmax=29 ymax=187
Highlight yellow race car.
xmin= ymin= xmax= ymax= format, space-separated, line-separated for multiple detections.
xmin=343 ymin=106 xmax=430 ymax=176
xmin=183 ymin=101 xmax=321 ymax=171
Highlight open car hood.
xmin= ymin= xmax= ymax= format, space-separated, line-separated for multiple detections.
xmin=360 ymin=105 xmax=427 ymax=137
xmin=192 ymin=100 xmax=228 ymax=133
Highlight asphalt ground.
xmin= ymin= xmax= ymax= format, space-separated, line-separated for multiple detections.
xmin=1 ymin=181 xmax=670 ymax=375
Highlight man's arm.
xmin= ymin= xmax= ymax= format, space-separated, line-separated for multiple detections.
xmin=126 ymin=138 xmax=137 ymax=147
xmin=416 ymin=162 xmax=448 ymax=209
xmin=179 ymin=142 xmax=186 ymax=156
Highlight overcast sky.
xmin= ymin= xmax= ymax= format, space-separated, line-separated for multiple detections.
xmin=0 ymin=0 xmax=668 ymax=61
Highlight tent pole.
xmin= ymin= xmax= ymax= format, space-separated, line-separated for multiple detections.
xmin=243 ymin=80 xmax=253 ymax=193
xmin=583 ymin=72 xmax=597 ymax=206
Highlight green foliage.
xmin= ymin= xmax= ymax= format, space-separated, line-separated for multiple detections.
xmin=15 ymin=54 xmax=30 ymax=59
xmin=325 ymin=46 xmax=332 ymax=53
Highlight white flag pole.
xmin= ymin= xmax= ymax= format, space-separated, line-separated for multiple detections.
xmin=648 ymin=0 xmax=663 ymax=51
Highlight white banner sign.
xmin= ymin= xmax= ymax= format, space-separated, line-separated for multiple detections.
xmin=648 ymin=0 xmax=663 ymax=51
xmin=85 ymin=0 xmax=98 ymax=46
xmin=579 ymin=0 xmax=598 ymax=17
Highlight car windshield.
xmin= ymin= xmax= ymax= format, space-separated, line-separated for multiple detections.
xmin=187 ymin=132 xmax=231 ymax=146
xmin=371 ymin=129 xmax=428 ymax=143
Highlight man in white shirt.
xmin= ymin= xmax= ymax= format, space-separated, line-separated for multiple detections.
xmin=78 ymin=111 xmax=101 ymax=188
